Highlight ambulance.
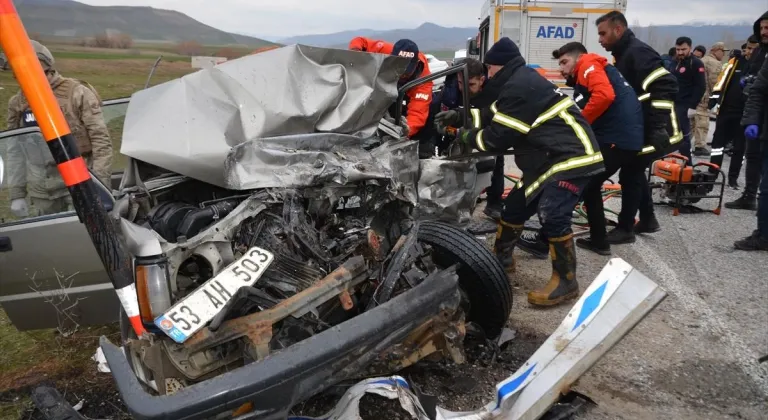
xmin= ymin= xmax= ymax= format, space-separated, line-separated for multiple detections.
xmin=468 ymin=0 xmax=628 ymax=86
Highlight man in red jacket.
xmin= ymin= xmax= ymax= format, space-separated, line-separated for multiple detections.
xmin=554 ymin=42 xmax=645 ymax=254
xmin=349 ymin=37 xmax=432 ymax=138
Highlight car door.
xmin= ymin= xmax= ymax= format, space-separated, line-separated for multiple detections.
xmin=0 ymin=97 xmax=131 ymax=331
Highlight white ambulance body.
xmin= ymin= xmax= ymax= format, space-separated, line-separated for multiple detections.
xmin=468 ymin=0 xmax=628 ymax=86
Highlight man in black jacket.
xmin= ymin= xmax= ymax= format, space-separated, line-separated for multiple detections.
xmin=737 ymin=46 xmax=768 ymax=251
xmin=595 ymin=11 xmax=681 ymax=235
xmin=455 ymin=37 xmax=604 ymax=307
xmin=727 ymin=13 xmax=768 ymax=210
xmin=709 ymin=37 xmax=753 ymax=188
xmin=672 ymin=36 xmax=707 ymax=162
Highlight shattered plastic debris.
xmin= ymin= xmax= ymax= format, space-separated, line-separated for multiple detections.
xmin=289 ymin=377 xmax=429 ymax=420
xmin=72 ymin=399 xmax=85 ymax=411
xmin=290 ymin=258 xmax=666 ymax=420
xmin=497 ymin=328 xmax=517 ymax=348
xmin=92 ymin=347 xmax=111 ymax=373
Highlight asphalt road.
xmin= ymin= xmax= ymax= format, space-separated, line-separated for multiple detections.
xmin=500 ymin=124 xmax=768 ymax=419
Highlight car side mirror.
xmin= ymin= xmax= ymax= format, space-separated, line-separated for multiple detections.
xmin=468 ymin=40 xmax=479 ymax=56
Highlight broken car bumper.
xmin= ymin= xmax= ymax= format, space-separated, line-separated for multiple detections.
xmin=100 ymin=267 xmax=461 ymax=420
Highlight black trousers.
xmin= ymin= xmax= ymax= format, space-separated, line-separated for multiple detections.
xmin=486 ymin=156 xmax=505 ymax=207
xmin=711 ymin=112 xmax=763 ymax=196
xmin=583 ymin=147 xmax=645 ymax=242
xmin=502 ymin=177 xmax=589 ymax=239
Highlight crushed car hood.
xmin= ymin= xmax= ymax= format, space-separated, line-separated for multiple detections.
xmin=121 ymin=44 xmax=410 ymax=189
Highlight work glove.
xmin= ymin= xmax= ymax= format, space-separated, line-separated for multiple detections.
xmin=444 ymin=128 xmax=475 ymax=157
xmin=686 ymin=108 xmax=696 ymax=118
xmin=435 ymin=109 xmax=461 ymax=127
xmin=745 ymin=125 xmax=759 ymax=140
xmin=10 ymin=198 xmax=28 ymax=218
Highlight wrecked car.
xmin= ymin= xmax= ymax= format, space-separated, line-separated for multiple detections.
xmin=84 ymin=45 xmax=513 ymax=419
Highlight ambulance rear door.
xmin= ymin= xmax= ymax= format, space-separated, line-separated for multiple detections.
xmin=525 ymin=16 xmax=586 ymax=86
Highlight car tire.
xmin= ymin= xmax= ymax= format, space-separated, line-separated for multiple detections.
xmin=417 ymin=220 xmax=512 ymax=338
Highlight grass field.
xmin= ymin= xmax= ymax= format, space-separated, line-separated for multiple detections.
xmin=0 ymin=42 xmax=197 ymax=417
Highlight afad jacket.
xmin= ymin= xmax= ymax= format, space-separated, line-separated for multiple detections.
xmin=571 ymin=53 xmax=643 ymax=151
xmin=348 ymin=37 xmax=432 ymax=137
xmin=464 ymin=56 xmax=604 ymax=202
xmin=610 ymin=29 xmax=682 ymax=158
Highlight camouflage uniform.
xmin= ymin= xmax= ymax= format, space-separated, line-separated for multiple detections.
xmin=6 ymin=41 xmax=112 ymax=217
xmin=692 ymin=46 xmax=725 ymax=149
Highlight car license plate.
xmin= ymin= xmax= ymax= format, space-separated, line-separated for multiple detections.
xmin=155 ymin=246 xmax=274 ymax=343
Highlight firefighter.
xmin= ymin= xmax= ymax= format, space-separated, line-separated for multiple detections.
xmin=431 ymin=58 xmax=487 ymax=157
xmin=552 ymin=42 xmax=644 ymax=255
xmin=453 ymin=37 xmax=604 ymax=307
xmin=595 ymin=11 xmax=680 ymax=236
xmin=349 ymin=37 xmax=432 ymax=140
xmin=737 ymin=44 xmax=768 ymax=251
xmin=435 ymin=57 xmax=515 ymax=220
xmin=671 ymin=36 xmax=707 ymax=162
xmin=727 ymin=13 xmax=768 ymax=211
xmin=692 ymin=42 xmax=726 ymax=156
xmin=6 ymin=40 xmax=112 ymax=218
xmin=709 ymin=38 xmax=754 ymax=189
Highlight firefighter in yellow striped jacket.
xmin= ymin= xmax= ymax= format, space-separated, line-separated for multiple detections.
xmin=708 ymin=38 xmax=755 ymax=188
xmin=454 ymin=38 xmax=604 ymax=308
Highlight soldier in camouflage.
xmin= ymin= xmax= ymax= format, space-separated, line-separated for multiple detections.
xmin=6 ymin=40 xmax=112 ymax=218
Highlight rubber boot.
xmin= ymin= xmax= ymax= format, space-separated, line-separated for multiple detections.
xmin=493 ymin=221 xmax=524 ymax=274
xmin=528 ymin=234 xmax=580 ymax=307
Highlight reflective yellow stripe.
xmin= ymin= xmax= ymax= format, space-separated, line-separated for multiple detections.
xmin=642 ymin=67 xmax=670 ymax=91
xmin=558 ymin=110 xmax=594 ymax=155
xmin=532 ymin=97 xmax=572 ymax=128
xmin=668 ymin=106 xmax=680 ymax=139
xmin=524 ymin=153 xmax=604 ymax=197
xmin=637 ymin=101 xmax=682 ymax=155
xmin=493 ymin=112 xmax=531 ymax=133
xmin=471 ymin=108 xmax=482 ymax=129
xmin=638 ymin=93 xmax=651 ymax=102
xmin=713 ymin=62 xmax=734 ymax=92
xmin=491 ymin=101 xmax=499 ymax=113
xmin=476 ymin=129 xmax=487 ymax=151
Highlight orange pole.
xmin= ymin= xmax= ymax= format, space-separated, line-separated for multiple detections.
xmin=0 ymin=0 xmax=146 ymax=336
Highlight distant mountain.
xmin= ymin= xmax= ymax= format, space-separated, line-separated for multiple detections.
xmin=280 ymin=23 xmax=476 ymax=51
xmin=14 ymin=0 xmax=276 ymax=47
xmin=632 ymin=23 xmax=753 ymax=52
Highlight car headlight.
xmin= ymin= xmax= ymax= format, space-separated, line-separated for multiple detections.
xmin=135 ymin=255 xmax=173 ymax=324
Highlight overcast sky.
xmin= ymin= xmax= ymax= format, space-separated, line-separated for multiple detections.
xmin=79 ymin=0 xmax=764 ymax=39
